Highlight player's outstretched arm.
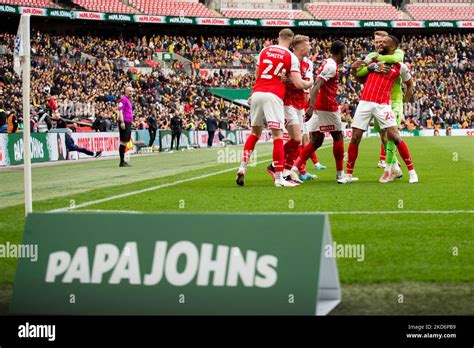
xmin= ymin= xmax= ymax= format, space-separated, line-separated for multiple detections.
xmin=356 ymin=66 xmax=369 ymax=78
xmin=289 ymin=71 xmax=313 ymax=90
xmin=305 ymin=78 xmax=325 ymax=120
xmin=376 ymin=49 xmax=404 ymax=64
xmin=351 ymin=60 xmax=369 ymax=82
xmin=356 ymin=52 xmax=378 ymax=77
xmin=403 ymin=78 xmax=414 ymax=104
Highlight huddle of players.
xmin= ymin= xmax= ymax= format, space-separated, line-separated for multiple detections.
xmin=236 ymin=28 xmax=418 ymax=187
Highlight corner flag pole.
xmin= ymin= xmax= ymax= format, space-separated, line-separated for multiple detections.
xmin=15 ymin=15 xmax=32 ymax=216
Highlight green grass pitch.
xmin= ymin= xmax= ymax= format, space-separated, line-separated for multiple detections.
xmin=0 ymin=136 xmax=473 ymax=314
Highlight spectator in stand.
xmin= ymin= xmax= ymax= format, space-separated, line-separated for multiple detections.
xmin=0 ymin=32 xmax=471 ymax=132
xmin=0 ymin=106 xmax=7 ymax=133
xmin=7 ymin=111 xmax=18 ymax=133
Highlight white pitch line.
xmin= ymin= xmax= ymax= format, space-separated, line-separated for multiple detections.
xmin=47 ymin=141 xmax=361 ymax=213
xmin=50 ymin=141 xmax=341 ymax=213
xmin=323 ymin=210 xmax=474 ymax=215
xmin=50 ymin=165 xmax=252 ymax=212
xmin=63 ymin=209 xmax=474 ymax=215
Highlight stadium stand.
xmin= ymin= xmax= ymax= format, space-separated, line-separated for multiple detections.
xmin=129 ymin=0 xmax=219 ymax=17
xmin=405 ymin=4 xmax=474 ymax=20
xmin=222 ymin=0 xmax=292 ymax=8
xmin=305 ymin=3 xmax=401 ymax=20
xmin=0 ymin=0 xmax=55 ymax=7
xmin=0 ymin=28 xmax=472 ymax=131
xmin=220 ymin=0 xmax=306 ymax=19
xmin=412 ymin=0 xmax=472 ymax=3
xmin=71 ymin=0 xmax=138 ymax=14
xmin=221 ymin=9 xmax=306 ymax=19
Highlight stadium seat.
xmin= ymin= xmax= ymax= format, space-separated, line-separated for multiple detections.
xmin=129 ymin=0 xmax=219 ymax=17
xmin=70 ymin=0 xmax=138 ymax=14
xmin=0 ymin=0 xmax=54 ymax=7
xmin=305 ymin=3 xmax=400 ymax=20
xmin=412 ymin=0 xmax=472 ymax=3
xmin=405 ymin=4 xmax=474 ymax=20
xmin=221 ymin=9 xmax=306 ymax=19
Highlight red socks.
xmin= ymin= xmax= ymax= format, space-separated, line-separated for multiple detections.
xmin=396 ymin=140 xmax=414 ymax=171
xmin=284 ymin=139 xmax=300 ymax=170
xmin=380 ymin=143 xmax=386 ymax=161
xmin=311 ymin=151 xmax=318 ymax=164
xmin=346 ymin=142 xmax=359 ymax=175
xmin=298 ymin=145 xmax=307 ymax=174
xmin=333 ymin=141 xmax=344 ymax=172
xmin=294 ymin=142 xmax=316 ymax=171
xmin=273 ymin=139 xmax=285 ymax=173
xmin=241 ymin=134 xmax=259 ymax=163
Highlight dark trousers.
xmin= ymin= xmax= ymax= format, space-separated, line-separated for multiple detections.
xmin=148 ymin=129 xmax=157 ymax=146
xmin=171 ymin=131 xmax=181 ymax=150
xmin=69 ymin=145 xmax=94 ymax=157
xmin=207 ymin=131 xmax=215 ymax=147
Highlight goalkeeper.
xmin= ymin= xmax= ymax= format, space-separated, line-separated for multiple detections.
xmin=355 ymin=31 xmax=407 ymax=178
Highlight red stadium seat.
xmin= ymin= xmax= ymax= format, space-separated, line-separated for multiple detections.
xmin=69 ymin=0 xmax=138 ymax=14
xmin=128 ymin=0 xmax=220 ymax=17
xmin=222 ymin=9 xmax=305 ymax=19
xmin=405 ymin=4 xmax=474 ymax=20
xmin=0 ymin=0 xmax=54 ymax=7
xmin=305 ymin=3 xmax=400 ymax=20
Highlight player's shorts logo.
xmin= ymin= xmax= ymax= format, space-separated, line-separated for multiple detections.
xmin=267 ymin=121 xmax=281 ymax=129
xmin=320 ymin=125 xmax=336 ymax=132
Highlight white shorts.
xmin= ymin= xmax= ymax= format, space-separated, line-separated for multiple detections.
xmin=306 ymin=110 xmax=343 ymax=133
xmin=352 ymin=101 xmax=397 ymax=131
xmin=284 ymin=106 xmax=308 ymax=135
xmin=250 ymin=92 xmax=284 ymax=130
xmin=300 ymin=113 xmax=309 ymax=135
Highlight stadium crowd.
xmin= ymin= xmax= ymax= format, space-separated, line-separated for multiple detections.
xmin=0 ymin=31 xmax=472 ymax=133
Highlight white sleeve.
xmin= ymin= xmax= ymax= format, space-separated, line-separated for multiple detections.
xmin=290 ymin=52 xmax=300 ymax=73
xmin=318 ymin=60 xmax=336 ymax=81
xmin=400 ymin=63 xmax=412 ymax=82
xmin=305 ymin=60 xmax=314 ymax=80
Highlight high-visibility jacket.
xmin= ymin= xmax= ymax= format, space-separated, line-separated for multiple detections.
xmin=8 ymin=113 xmax=18 ymax=133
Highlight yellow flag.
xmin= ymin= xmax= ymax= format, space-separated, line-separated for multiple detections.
xmin=125 ymin=140 xmax=133 ymax=153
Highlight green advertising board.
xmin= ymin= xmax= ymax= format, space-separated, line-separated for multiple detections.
xmin=370 ymin=128 xmax=420 ymax=137
xmin=7 ymin=133 xmax=51 ymax=165
xmin=11 ymin=212 xmax=340 ymax=315
xmin=209 ymin=88 xmax=252 ymax=102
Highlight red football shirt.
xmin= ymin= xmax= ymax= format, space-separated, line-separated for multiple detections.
xmin=314 ymin=58 xmax=339 ymax=112
xmin=284 ymin=57 xmax=313 ymax=110
xmin=252 ymin=45 xmax=300 ymax=101
xmin=361 ymin=62 xmax=402 ymax=105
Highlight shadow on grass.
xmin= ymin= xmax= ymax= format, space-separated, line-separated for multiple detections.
xmin=1 ymin=281 xmax=472 ymax=315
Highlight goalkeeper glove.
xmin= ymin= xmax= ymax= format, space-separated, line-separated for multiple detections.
xmin=368 ymin=62 xmax=390 ymax=74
